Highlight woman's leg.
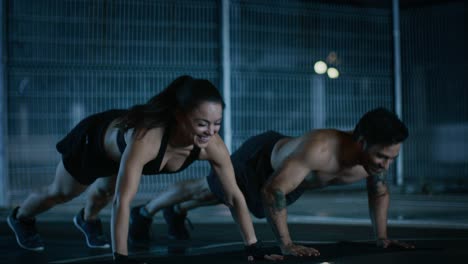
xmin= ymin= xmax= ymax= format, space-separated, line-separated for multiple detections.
xmin=83 ymin=174 xmax=117 ymax=220
xmin=17 ymin=160 xmax=87 ymax=219
xmin=8 ymin=160 xmax=87 ymax=251
xmin=72 ymin=175 xmax=117 ymax=249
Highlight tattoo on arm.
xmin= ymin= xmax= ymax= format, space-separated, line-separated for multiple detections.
xmin=272 ymin=189 xmax=287 ymax=211
xmin=368 ymin=173 xmax=388 ymax=196
xmin=263 ymin=188 xmax=288 ymax=244
xmin=374 ymin=173 xmax=387 ymax=185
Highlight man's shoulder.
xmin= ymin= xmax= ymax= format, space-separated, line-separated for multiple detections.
xmin=301 ymin=129 xmax=340 ymax=151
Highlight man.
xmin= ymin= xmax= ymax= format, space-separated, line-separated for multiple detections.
xmin=129 ymin=107 xmax=414 ymax=257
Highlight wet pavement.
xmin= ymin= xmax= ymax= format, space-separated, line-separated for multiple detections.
xmin=1 ymin=222 xmax=467 ymax=264
xmin=1 ymin=191 xmax=468 ymax=264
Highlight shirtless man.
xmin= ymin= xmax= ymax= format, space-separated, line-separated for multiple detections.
xmin=129 ymin=107 xmax=414 ymax=257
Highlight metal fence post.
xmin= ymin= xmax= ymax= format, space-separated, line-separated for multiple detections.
xmin=0 ymin=0 xmax=10 ymax=207
xmin=393 ymin=0 xmax=404 ymax=186
xmin=221 ymin=0 xmax=232 ymax=153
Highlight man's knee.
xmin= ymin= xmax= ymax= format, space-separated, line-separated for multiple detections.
xmin=184 ymin=179 xmax=213 ymax=201
xmin=194 ymin=192 xmax=216 ymax=203
xmin=94 ymin=186 xmax=115 ymax=200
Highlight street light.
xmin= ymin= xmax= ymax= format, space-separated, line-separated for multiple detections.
xmin=327 ymin=67 xmax=339 ymax=79
xmin=314 ymin=60 xmax=327 ymax=74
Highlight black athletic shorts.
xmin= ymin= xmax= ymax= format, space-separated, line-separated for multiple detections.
xmin=207 ymin=131 xmax=305 ymax=218
xmin=56 ymin=109 xmax=127 ymax=185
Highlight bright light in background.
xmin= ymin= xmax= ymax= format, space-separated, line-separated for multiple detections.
xmin=327 ymin=67 xmax=339 ymax=79
xmin=315 ymin=52 xmax=341 ymax=79
xmin=314 ymin=60 xmax=327 ymax=74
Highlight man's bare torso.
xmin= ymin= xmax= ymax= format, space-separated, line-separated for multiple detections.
xmin=270 ymin=129 xmax=368 ymax=190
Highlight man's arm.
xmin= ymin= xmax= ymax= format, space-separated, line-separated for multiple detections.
xmin=261 ymin=149 xmax=322 ymax=257
xmin=366 ymin=173 xmax=390 ymax=241
xmin=261 ymin=158 xmax=303 ymax=249
xmin=366 ymin=173 xmax=414 ymax=249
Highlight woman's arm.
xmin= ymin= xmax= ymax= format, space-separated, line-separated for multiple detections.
xmin=112 ymin=129 xmax=161 ymax=256
xmin=201 ymin=135 xmax=283 ymax=261
xmin=203 ymin=134 xmax=258 ymax=245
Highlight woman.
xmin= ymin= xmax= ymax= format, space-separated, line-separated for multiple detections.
xmin=7 ymin=76 xmax=279 ymax=263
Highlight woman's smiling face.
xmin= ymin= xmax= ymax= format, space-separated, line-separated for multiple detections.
xmin=182 ymin=101 xmax=223 ymax=148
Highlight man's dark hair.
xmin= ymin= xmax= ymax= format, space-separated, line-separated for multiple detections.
xmin=352 ymin=107 xmax=408 ymax=146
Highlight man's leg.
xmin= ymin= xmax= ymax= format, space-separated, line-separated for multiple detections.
xmin=129 ymin=177 xmax=219 ymax=242
xmin=162 ymin=178 xmax=219 ymax=240
xmin=174 ymin=193 xmax=220 ymax=214
xmin=145 ymin=177 xmax=216 ymax=214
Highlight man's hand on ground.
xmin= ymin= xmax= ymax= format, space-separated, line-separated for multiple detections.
xmin=281 ymin=243 xmax=320 ymax=257
xmin=377 ymin=238 xmax=415 ymax=249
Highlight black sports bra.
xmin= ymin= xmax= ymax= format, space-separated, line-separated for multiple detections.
xmin=117 ymin=126 xmax=200 ymax=175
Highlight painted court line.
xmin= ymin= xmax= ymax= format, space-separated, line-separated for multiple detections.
xmin=49 ymin=253 xmax=112 ymax=264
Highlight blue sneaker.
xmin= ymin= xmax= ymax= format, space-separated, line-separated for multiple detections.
xmin=129 ymin=205 xmax=153 ymax=243
xmin=7 ymin=206 xmax=45 ymax=251
xmin=73 ymin=208 xmax=110 ymax=249
xmin=163 ymin=206 xmax=193 ymax=240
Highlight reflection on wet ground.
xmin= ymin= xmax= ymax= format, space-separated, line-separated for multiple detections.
xmin=1 ymin=192 xmax=468 ymax=263
xmin=1 ymin=222 xmax=468 ymax=264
